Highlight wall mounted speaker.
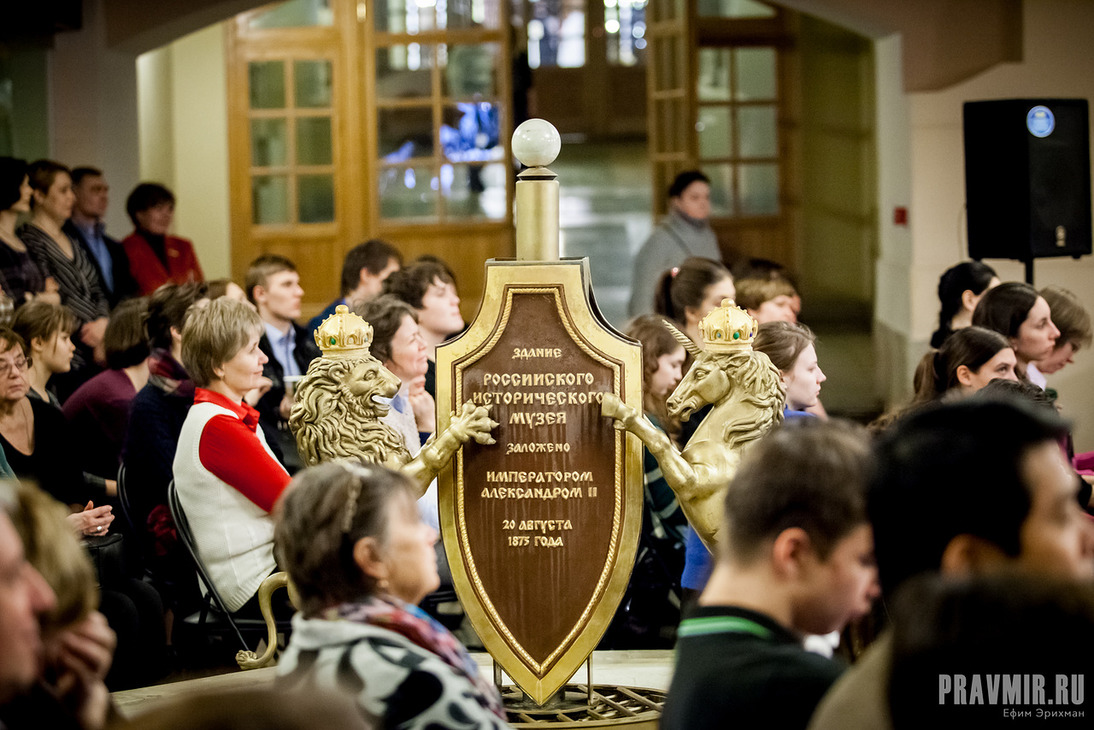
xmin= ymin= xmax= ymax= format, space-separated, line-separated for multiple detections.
xmin=964 ymin=98 xmax=1091 ymax=260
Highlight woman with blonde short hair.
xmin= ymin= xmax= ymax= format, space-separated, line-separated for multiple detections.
xmin=173 ymin=297 xmax=291 ymax=614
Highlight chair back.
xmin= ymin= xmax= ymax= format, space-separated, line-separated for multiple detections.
xmin=167 ymin=481 xmax=241 ymax=627
xmin=116 ymin=462 xmax=139 ymax=535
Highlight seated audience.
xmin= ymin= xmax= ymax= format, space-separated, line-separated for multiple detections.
xmin=0 ymin=157 xmax=59 ymax=311
xmin=121 ymin=183 xmax=203 ymax=295
xmin=661 ymin=419 xmax=880 ymax=730
xmin=734 ymin=274 xmax=799 ymax=324
xmin=604 ymin=315 xmax=687 ymax=648
xmin=384 ymin=259 xmax=465 ymax=397
xmin=247 ymin=254 xmax=319 ymax=473
xmin=888 ymin=572 xmax=1094 ymax=729
xmin=972 ymin=281 xmax=1059 ymax=384
xmin=63 ymin=299 xmax=149 ymax=493
xmin=0 ymin=480 xmax=113 ymax=730
xmin=12 ymin=300 xmax=76 ymax=407
xmin=929 ymin=261 xmax=999 ymax=348
xmin=653 ymin=256 xmax=735 ymax=346
xmin=309 ymin=238 xmax=402 ymax=333
xmin=274 ymin=462 xmax=508 ymax=728
xmin=808 ymin=400 xmax=1094 ymax=729
xmin=629 ymin=170 xmax=720 ymax=316
xmin=63 ymin=166 xmax=136 ymax=308
xmin=19 ymin=160 xmax=109 ymax=394
xmin=754 ymin=321 xmax=826 ymax=418
xmin=1036 ymin=285 xmax=1091 ymax=378
xmin=173 ymin=297 xmax=291 ymax=614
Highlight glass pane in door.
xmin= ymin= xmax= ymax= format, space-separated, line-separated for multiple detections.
xmin=698 ymin=0 xmax=776 ymax=18
xmin=253 ymin=175 xmax=290 ymax=224
xmin=295 ymin=117 xmax=333 ymax=165
xmin=251 ymin=118 xmax=288 ymax=166
xmin=379 ymin=164 xmax=438 ymax=219
xmin=294 ymin=59 xmax=333 ymax=108
xmin=298 ymin=174 xmax=335 ymax=222
xmin=248 ymin=0 xmax=334 ymax=29
xmin=737 ymin=105 xmax=776 ymax=158
xmin=697 ymin=106 xmax=732 ymax=158
xmin=378 ymin=107 xmax=435 ymax=159
xmin=739 ymin=162 xmax=778 ymax=215
xmin=528 ymin=0 xmax=586 ymax=69
xmin=249 ymin=61 xmax=286 ymax=109
xmin=442 ymin=43 xmax=499 ymax=98
xmin=735 ymin=47 xmax=776 ymax=100
xmin=375 ymin=45 xmax=436 ymax=99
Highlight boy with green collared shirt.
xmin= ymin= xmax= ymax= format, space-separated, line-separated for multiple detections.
xmin=661 ymin=419 xmax=880 ymax=730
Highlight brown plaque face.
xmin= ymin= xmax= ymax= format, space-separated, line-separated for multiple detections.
xmin=437 ymin=261 xmax=642 ymax=705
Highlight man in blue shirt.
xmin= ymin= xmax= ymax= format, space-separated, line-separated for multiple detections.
xmin=247 ymin=254 xmax=321 ymax=473
xmin=64 ymin=167 xmax=136 ymax=307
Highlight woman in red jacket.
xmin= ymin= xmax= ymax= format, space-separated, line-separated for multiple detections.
xmin=121 ymin=183 xmax=203 ymax=295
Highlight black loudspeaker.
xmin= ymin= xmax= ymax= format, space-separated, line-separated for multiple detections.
xmin=964 ymin=98 xmax=1092 ymax=261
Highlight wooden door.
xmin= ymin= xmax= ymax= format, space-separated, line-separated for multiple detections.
xmin=228 ymin=0 xmax=515 ymax=320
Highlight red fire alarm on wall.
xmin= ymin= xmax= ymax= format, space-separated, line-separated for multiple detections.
xmin=893 ymin=206 xmax=908 ymax=225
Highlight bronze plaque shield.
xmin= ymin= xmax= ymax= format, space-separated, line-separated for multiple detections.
xmin=437 ymin=259 xmax=643 ymax=705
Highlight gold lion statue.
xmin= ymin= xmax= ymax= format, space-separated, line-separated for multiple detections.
xmin=290 ymin=306 xmax=496 ymax=495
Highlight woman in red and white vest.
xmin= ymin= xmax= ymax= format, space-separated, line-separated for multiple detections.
xmin=173 ymin=297 xmax=290 ymax=613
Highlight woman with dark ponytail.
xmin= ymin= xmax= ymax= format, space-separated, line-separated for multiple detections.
xmin=652 ymin=256 xmax=734 ymax=345
xmin=912 ymin=326 xmax=1018 ymax=403
xmin=930 ymin=261 xmax=999 ymax=348
xmin=871 ymin=327 xmax=1018 ymax=434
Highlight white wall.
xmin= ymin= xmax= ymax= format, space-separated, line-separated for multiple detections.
xmin=883 ymin=0 xmax=1094 ymax=449
xmin=136 ymin=23 xmax=232 ymax=279
xmin=49 ymin=0 xmax=141 ymax=236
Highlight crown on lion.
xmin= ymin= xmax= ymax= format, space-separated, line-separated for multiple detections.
xmin=314 ymin=305 xmax=373 ymax=358
xmin=698 ymin=299 xmax=757 ymax=352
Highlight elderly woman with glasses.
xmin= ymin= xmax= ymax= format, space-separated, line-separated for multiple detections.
xmin=0 ymin=327 xmax=112 ymax=538
xmin=172 ymin=297 xmax=291 ymax=615
xmin=274 ymin=462 xmax=507 ymax=729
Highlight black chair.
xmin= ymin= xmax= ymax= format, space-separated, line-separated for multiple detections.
xmin=115 ymin=463 xmax=139 ymax=535
xmin=166 ymin=480 xmax=287 ymax=661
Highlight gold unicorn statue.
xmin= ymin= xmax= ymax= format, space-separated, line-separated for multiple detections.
xmin=601 ymin=299 xmax=785 ymax=551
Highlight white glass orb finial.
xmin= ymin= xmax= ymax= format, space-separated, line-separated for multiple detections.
xmin=512 ymin=119 xmax=561 ymax=168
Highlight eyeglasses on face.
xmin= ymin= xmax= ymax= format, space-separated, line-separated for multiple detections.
xmin=0 ymin=356 xmax=31 ymax=377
